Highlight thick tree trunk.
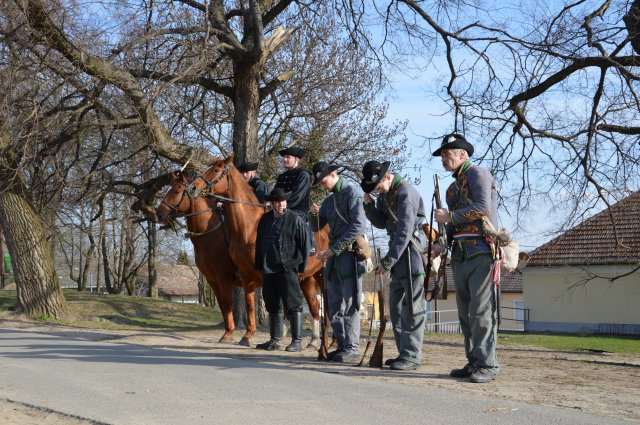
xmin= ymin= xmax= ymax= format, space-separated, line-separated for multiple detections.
xmin=0 ymin=191 xmax=69 ymax=319
xmin=230 ymin=60 xmax=262 ymax=325
xmin=625 ymin=0 xmax=640 ymax=55
xmin=232 ymin=61 xmax=261 ymax=165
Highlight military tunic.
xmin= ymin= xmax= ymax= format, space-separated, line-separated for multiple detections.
xmin=364 ymin=175 xmax=427 ymax=365
xmin=274 ymin=167 xmax=311 ymax=218
xmin=444 ymin=160 xmax=500 ymax=371
xmin=310 ymin=177 xmax=366 ymax=355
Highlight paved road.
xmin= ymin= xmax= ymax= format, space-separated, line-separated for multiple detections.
xmin=0 ymin=328 xmax=633 ymax=425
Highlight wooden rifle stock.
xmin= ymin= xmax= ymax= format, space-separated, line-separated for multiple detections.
xmin=428 ymin=175 xmax=449 ymax=300
xmin=368 ymin=248 xmax=387 ymax=368
xmin=317 ymin=263 xmax=330 ymax=361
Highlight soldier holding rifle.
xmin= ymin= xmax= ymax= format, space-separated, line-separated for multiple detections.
xmin=361 ymin=160 xmax=428 ymax=371
xmin=309 ymin=161 xmax=367 ymax=363
xmin=432 ymin=133 xmax=500 ymax=383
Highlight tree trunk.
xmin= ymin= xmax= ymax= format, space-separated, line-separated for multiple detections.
xmin=101 ymin=226 xmax=114 ymax=294
xmin=624 ymin=0 xmax=640 ymax=55
xmin=232 ymin=60 xmax=261 ymax=165
xmin=147 ymin=220 xmax=158 ymax=298
xmin=0 ymin=191 xmax=69 ymax=319
xmin=230 ymin=60 xmax=262 ymax=324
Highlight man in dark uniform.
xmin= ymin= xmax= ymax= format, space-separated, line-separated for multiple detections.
xmin=273 ymin=146 xmax=315 ymax=254
xmin=432 ymin=133 xmax=500 ymax=383
xmin=273 ymin=146 xmax=311 ymax=218
xmin=238 ymin=161 xmax=268 ymax=204
xmin=255 ymin=187 xmax=311 ymax=352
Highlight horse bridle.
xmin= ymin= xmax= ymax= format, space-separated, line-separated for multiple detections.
xmin=160 ymin=181 xmax=190 ymax=221
xmin=161 ymin=177 xmax=217 ymax=221
xmin=190 ymin=164 xmax=266 ymax=208
xmin=189 ymin=164 xmax=231 ymax=199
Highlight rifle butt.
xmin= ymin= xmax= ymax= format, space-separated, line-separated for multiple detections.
xmin=368 ymin=289 xmax=387 ymax=368
xmin=317 ymin=266 xmax=331 ymax=361
xmin=317 ymin=313 xmax=330 ymax=361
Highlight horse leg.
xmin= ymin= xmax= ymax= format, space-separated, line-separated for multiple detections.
xmin=300 ymin=275 xmax=322 ymax=349
xmin=238 ymin=286 xmax=256 ymax=347
xmin=216 ymin=280 xmax=235 ymax=343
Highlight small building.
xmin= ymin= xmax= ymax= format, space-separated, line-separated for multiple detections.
xmin=523 ymin=191 xmax=640 ymax=335
xmin=138 ymin=263 xmax=200 ymax=304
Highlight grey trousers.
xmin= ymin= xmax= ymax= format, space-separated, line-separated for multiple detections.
xmin=388 ymin=271 xmax=427 ymax=364
xmin=452 ymin=254 xmax=499 ymax=370
xmin=327 ymin=252 xmax=362 ymax=354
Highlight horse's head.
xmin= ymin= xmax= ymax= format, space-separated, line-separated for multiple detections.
xmin=188 ymin=155 xmax=234 ymax=199
xmin=156 ymin=170 xmax=192 ymax=224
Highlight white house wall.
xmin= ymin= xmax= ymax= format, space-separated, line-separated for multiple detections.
xmin=523 ymin=265 xmax=640 ymax=335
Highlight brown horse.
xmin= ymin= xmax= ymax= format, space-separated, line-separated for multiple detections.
xmin=156 ymin=170 xmax=243 ymax=344
xmin=188 ymin=156 xmax=330 ymax=347
xmin=157 ymin=168 xmax=327 ymax=348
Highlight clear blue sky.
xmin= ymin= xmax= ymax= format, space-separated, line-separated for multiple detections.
xmin=385 ymin=75 xmax=553 ymax=251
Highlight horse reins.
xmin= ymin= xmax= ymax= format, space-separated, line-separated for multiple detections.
xmin=192 ymin=164 xmax=267 ymax=208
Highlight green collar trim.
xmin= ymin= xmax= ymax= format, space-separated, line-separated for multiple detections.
xmin=454 ymin=160 xmax=473 ymax=177
xmin=390 ymin=174 xmax=403 ymax=190
xmin=333 ymin=176 xmax=344 ymax=193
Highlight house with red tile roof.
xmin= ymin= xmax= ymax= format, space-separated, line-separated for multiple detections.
xmin=523 ymin=191 xmax=640 ymax=335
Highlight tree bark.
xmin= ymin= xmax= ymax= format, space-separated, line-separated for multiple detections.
xmin=624 ymin=0 xmax=640 ymax=55
xmin=232 ymin=60 xmax=262 ymax=164
xmin=0 ymin=191 xmax=69 ymax=319
xmin=101 ymin=225 xmax=114 ymax=294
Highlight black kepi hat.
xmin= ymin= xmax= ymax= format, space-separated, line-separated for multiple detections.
xmin=278 ymin=146 xmax=307 ymax=158
xmin=360 ymin=160 xmax=391 ymax=194
xmin=265 ymin=187 xmax=291 ymax=202
xmin=311 ymin=161 xmax=340 ymax=186
xmin=237 ymin=161 xmax=259 ymax=173
xmin=432 ymin=133 xmax=474 ymax=157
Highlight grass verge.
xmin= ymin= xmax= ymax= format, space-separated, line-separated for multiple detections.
xmin=0 ymin=289 xmax=223 ymax=332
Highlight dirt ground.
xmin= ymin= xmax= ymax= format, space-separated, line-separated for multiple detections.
xmin=1 ymin=316 xmax=639 ymax=425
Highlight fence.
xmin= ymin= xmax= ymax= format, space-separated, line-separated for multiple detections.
xmin=425 ymin=306 xmax=530 ymax=334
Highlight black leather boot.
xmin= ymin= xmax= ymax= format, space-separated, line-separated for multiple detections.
xmin=256 ymin=312 xmax=283 ymax=351
xmin=285 ymin=310 xmax=303 ymax=352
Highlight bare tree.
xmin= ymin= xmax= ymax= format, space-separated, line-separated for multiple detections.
xmin=3 ymin=0 xmax=412 ymax=320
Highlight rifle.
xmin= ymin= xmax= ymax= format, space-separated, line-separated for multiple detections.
xmin=368 ymin=248 xmax=387 ymax=368
xmin=424 ymin=175 xmax=448 ymax=301
xmin=317 ymin=260 xmax=331 ymax=361
xmin=357 ymin=226 xmax=378 ymax=367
